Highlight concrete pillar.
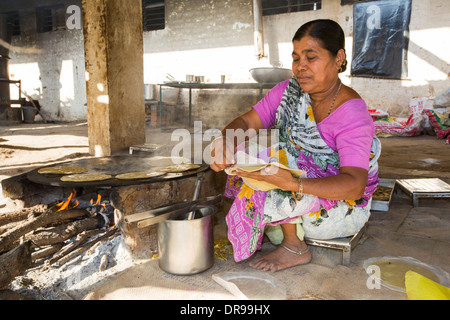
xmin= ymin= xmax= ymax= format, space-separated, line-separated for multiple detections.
xmin=81 ymin=0 xmax=145 ymax=156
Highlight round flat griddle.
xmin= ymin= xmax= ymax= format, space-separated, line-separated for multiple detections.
xmin=27 ymin=155 xmax=209 ymax=187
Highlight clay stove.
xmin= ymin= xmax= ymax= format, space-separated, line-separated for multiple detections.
xmin=2 ymin=154 xmax=225 ymax=259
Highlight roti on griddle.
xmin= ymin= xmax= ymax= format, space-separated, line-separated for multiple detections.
xmin=115 ymin=171 xmax=166 ymax=180
xmin=160 ymin=164 xmax=200 ymax=173
xmin=60 ymin=173 xmax=112 ymax=182
xmin=38 ymin=166 xmax=88 ymax=175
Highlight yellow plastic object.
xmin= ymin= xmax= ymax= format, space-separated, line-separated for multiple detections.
xmin=405 ymin=271 xmax=450 ymax=300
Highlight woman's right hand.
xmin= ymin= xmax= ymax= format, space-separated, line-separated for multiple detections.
xmin=209 ymin=109 xmax=264 ymax=172
xmin=209 ymin=136 xmax=236 ymax=172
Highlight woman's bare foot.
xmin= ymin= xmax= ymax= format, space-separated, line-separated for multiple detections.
xmin=249 ymin=240 xmax=312 ymax=272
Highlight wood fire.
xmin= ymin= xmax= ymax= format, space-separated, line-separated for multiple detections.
xmin=0 ymin=191 xmax=118 ymax=290
xmin=56 ymin=190 xmax=80 ymax=211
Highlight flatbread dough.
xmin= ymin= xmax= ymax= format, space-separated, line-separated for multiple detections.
xmin=61 ymin=173 xmax=112 ymax=182
xmin=226 ymin=162 xmax=303 ymax=176
xmin=371 ymin=259 xmax=440 ymax=290
xmin=227 ymin=164 xmax=267 ymax=172
xmin=225 ymin=162 xmax=305 ymax=191
xmin=115 ymin=171 xmax=166 ymax=180
xmin=38 ymin=166 xmax=88 ymax=175
xmin=160 ymin=164 xmax=200 ymax=173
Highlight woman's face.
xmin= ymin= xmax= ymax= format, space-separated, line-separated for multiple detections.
xmin=292 ymin=36 xmax=340 ymax=95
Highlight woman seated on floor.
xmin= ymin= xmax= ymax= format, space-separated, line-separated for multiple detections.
xmin=209 ymin=19 xmax=381 ymax=272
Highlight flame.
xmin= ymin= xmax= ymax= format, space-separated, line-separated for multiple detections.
xmin=56 ymin=190 xmax=79 ymax=211
xmin=90 ymin=194 xmax=106 ymax=217
xmin=90 ymin=194 xmax=101 ymax=206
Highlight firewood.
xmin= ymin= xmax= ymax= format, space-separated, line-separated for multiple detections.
xmin=0 ymin=208 xmax=89 ymax=254
xmin=0 ymin=289 xmax=32 ymax=300
xmin=86 ymin=241 xmax=102 ymax=255
xmin=99 ymin=253 xmax=109 ymax=271
xmin=54 ymin=227 xmax=117 ymax=267
xmin=0 ymin=241 xmax=32 ymax=289
xmin=0 ymin=204 xmax=47 ymax=227
xmin=31 ymin=243 xmax=64 ymax=262
xmin=42 ymin=228 xmax=104 ymax=270
xmin=27 ymin=216 xmax=102 ymax=248
xmin=0 ymin=220 xmax=24 ymax=236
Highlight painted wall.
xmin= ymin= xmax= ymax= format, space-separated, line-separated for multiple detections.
xmin=6 ymin=0 xmax=86 ymax=122
xmin=5 ymin=0 xmax=450 ymax=123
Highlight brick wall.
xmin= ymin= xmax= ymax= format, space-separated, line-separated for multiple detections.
xmin=5 ymin=0 xmax=450 ymax=121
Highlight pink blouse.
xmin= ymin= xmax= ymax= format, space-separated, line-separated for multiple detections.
xmin=253 ymin=80 xmax=375 ymax=171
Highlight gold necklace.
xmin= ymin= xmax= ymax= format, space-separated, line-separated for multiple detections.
xmin=327 ymin=81 xmax=342 ymax=116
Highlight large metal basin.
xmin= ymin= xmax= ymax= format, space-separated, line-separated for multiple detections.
xmin=249 ymin=67 xmax=293 ymax=83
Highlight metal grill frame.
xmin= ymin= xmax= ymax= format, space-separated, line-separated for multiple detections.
xmin=395 ymin=178 xmax=450 ymax=207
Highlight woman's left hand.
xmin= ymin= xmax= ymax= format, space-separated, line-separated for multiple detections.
xmin=234 ymin=165 xmax=296 ymax=191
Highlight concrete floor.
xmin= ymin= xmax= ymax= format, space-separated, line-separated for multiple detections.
xmin=1 ymin=120 xmax=450 ymax=300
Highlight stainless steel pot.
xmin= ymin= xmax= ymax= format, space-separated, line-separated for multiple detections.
xmin=157 ymin=204 xmax=216 ymax=275
xmin=249 ymin=67 xmax=293 ymax=83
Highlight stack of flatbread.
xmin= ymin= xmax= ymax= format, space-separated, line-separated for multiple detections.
xmin=225 ymin=150 xmax=305 ymax=191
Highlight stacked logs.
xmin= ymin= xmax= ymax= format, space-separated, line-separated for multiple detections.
xmin=0 ymin=204 xmax=117 ymax=290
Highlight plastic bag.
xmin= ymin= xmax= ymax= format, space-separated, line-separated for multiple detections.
xmin=374 ymin=114 xmax=427 ymax=137
xmin=352 ymin=0 xmax=412 ymax=79
xmin=435 ymin=87 xmax=450 ymax=108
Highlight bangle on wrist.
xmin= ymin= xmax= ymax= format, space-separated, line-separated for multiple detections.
xmin=291 ymin=176 xmax=303 ymax=200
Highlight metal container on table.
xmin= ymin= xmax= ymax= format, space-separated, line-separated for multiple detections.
xmin=144 ymin=84 xmax=157 ymax=100
xmin=249 ymin=67 xmax=293 ymax=83
xmin=157 ymin=204 xmax=216 ymax=275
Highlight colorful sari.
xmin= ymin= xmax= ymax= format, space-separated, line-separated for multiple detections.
xmin=224 ymin=79 xmax=381 ymax=262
